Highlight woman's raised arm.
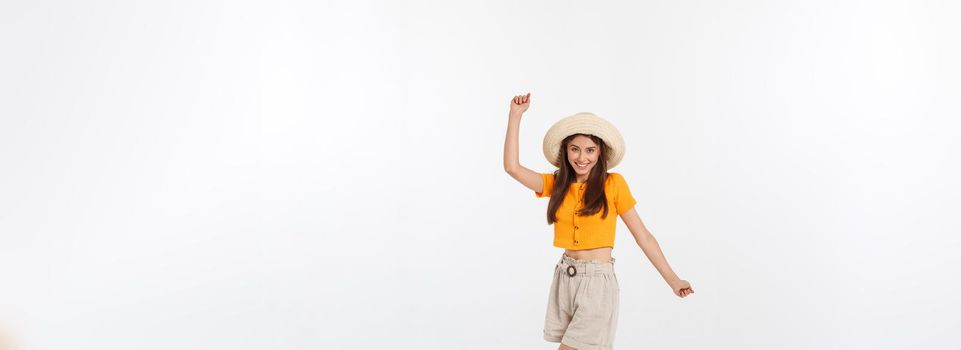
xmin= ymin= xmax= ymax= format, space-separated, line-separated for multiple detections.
xmin=503 ymin=93 xmax=544 ymax=193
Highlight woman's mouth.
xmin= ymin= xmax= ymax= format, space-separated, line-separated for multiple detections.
xmin=575 ymin=162 xmax=590 ymax=169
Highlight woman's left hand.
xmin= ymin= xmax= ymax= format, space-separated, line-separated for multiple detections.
xmin=670 ymin=279 xmax=694 ymax=298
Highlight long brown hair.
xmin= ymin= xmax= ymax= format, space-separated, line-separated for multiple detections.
xmin=547 ymin=133 xmax=613 ymax=224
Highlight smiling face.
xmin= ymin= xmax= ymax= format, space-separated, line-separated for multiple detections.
xmin=566 ymin=134 xmax=600 ymax=182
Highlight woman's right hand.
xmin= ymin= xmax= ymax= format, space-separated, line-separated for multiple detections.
xmin=510 ymin=92 xmax=531 ymax=116
xmin=670 ymin=279 xmax=694 ymax=298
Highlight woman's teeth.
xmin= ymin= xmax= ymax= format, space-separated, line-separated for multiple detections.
xmin=576 ymin=162 xmax=589 ymax=168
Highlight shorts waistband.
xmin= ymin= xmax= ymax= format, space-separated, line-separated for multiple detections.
xmin=556 ymin=253 xmax=615 ymax=276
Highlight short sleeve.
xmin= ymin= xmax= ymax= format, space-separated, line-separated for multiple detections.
xmin=535 ymin=173 xmax=554 ymax=198
xmin=613 ymin=173 xmax=637 ymax=214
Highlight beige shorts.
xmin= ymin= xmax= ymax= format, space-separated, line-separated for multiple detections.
xmin=543 ymin=253 xmax=619 ymax=350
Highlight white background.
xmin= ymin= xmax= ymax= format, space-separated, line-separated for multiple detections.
xmin=2 ymin=1 xmax=960 ymax=349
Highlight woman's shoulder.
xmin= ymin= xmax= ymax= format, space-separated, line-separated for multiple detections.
xmin=605 ymin=172 xmax=630 ymax=187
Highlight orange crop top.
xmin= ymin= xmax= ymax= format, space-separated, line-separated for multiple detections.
xmin=535 ymin=172 xmax=637 ymax=250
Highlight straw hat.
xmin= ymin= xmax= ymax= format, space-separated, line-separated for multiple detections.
xmin=542 ymin=112 xmax=625 ymax=169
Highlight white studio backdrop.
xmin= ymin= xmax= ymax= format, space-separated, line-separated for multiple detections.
xmin=1 ymin=1 xmax=959 ymax=349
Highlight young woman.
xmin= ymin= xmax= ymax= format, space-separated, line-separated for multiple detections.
xmin=503 ymin=93 xmax=694 ymax=350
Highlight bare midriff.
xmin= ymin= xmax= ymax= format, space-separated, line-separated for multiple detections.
xmin=564 ymin=246 xmax=613 ymax=262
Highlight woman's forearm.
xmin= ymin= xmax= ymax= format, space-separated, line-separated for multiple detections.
xmin=503 ymin=112 xmax=522 ymax=173
xmin=637 ymin=235 xmax=681 ymax=285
